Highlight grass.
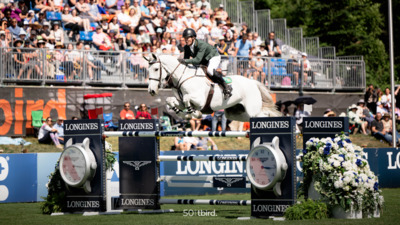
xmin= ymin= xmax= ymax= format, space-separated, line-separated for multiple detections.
xmin=0 ymin=189 xmax=399 ymax=224
xmin=0 ymin=133 xmax=390 ymax=154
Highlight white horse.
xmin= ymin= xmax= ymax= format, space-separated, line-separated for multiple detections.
xmin=146 ymin=54 xmax=281 ymax=121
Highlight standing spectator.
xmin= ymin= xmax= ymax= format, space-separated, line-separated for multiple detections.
xmin=136 ymin=103 xmax=152 ymax=119
xmin=293 ymin=53 xmax=310 ymax=86
xmin=365 ymin=84 xmax=377 ymax=114
xmin=212 ymin=110 xmax=227 ymax=131
xmin=53 ymin=117 xmax=65 ymax=144
xmin=265 ymin=31 xmax=281 ymax=57
xmin=234 ymin=33 xmax=252 ymax=75
xmin=38 ymin=117 xmax=63 ymax=149
xmin=120 ymin=102 xmax=135 ymax=119
xmin=295 ymin=103 xmax=310 ymax=132
xmin=381 ymin=87 xmax=391 ymax=111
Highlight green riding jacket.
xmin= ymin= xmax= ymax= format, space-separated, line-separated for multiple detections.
xmin=183 ymin=39 xmax=219 ymax=66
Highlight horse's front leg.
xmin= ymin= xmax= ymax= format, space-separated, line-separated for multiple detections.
xmin=166 ymin=97 xmax=186 ymax=118
xmin=182 ymin=94 xmax=203 ymax=119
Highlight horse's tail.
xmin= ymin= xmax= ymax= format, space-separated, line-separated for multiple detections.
xmin=256 ymin=82 xmax=282 ymax=117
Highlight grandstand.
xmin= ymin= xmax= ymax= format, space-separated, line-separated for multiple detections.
xmin=0 ymin=0 xmax=365 ymax=92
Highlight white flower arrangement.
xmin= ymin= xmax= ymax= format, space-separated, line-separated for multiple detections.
xmin=299 ymin=133 xmax=384 ymax=215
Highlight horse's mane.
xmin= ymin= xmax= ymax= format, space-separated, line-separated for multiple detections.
xmin=157 ymin=55 xmax=206 ymax=76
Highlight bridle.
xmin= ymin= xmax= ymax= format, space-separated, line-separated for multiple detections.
xmin=148 ymin=59 xmax=186 ymax=89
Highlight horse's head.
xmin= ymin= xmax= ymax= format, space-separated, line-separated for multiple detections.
xmin=145 ymin=53 xmax=166 ymax=96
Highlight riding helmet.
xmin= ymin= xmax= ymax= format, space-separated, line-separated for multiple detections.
xmin=183 ymin=28 xmax=196 ymax=38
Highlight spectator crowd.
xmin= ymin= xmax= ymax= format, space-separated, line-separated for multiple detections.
xmin=0 ymin=0 xmax=296 ymax=85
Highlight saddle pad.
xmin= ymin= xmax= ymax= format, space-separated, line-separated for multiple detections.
xmin=223 ymin=77 xmax=232 ymax=84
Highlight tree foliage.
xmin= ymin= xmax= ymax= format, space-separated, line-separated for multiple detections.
xmin=254 ymin=0 xmax=399 ymax=88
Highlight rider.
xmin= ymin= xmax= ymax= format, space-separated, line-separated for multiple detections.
xmin=178 ymin=28 xmax=232 ymax=99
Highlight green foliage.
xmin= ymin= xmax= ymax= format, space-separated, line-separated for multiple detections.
xmin=257 ymin=0 xmax=395 ymax=88
xmin=40 ymin=162 xmax=67 ymax=214
xmin=40 ymin=146 xmax=117 ymax=214
xmin=284 ymin=199 xmax=329 ymax=220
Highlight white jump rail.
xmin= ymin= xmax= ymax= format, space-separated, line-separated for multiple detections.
xmin=104 ymin=131 xmax=249 ymax=138
xmin=159 ymin=175 xmax=251 ymax=188
xmin=159 ymin=199 xmax=251 ymax=206
xmin=158 ymin=155 xmax=248 ymax=161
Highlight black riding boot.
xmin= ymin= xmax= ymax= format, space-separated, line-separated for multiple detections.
xmin=211 ymin=70 xmax=232 ymax=99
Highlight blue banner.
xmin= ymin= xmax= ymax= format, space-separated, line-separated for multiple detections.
xmin=36 ymin=153 xmax=61 ymax=201
xmin=0 ymin=154 xmax=37 ymax=203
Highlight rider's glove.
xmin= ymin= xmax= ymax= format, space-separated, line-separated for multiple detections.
xmin=178 ymin=59 xmax=186 ymax=64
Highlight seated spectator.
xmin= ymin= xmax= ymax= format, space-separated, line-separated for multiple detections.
xmin=38 ymin=117 xmax=63 ymax=149
xmin=34 ymin=0 xmax=55 ymax=13
xmin=381 ymin=113 xmax=400 ymax=145
xmin=348 ymin=104 xmax=368 ymax=135
xmin=71 ymin=8 xmax=91 ymax=31
xmin=7 ymin=18 xmax=21 ymax=39
xmin=120 ymin=102 xmax=135 ymax=119
xmin=196 ymin=130 xmax=217 ymax=150
xmin=50 ymin=21 xmax=64 ymax=44
xmin=83 ymin=44 xmax=110 ymax=80
xmin=358 ymin=99 xmax=374 ymax=127
xmin=265 ymin=31 xmax=281 ymax=57
xmin=25 ymin=10 xmax=36 ymax=24
xmin=371 ymin=112 xmax=397 ymax=145
xmin=376 ymin=101 xmax=388 ymax=115
xmin=93 ymin=26 xmax=113 ymax=50
xmin=250 ymin=51 xmax=266 ymax=84
xmin=174 ymin=136 xmax=188 ymax=150
xmin=183 ymin=130 xmax=199 ymax=150
xmin=53 ymin=117 xmax=65 ymax=145
xmin=62 ymin=6 xmax=84 ymax=41
xmin=88 ymin=0 xmax=102 ymax=22
xmin=190 ymin=118 xmax=202 ymax=131
xmin=136 ymin=103 xmax=152 ymax=119
xmin=323 ymin=108 xmax=336 ymax=117
xmin=129 ymin=46 xmax=149 ymax=80
xmin=0 ymin=30 xmax=9 ymax=47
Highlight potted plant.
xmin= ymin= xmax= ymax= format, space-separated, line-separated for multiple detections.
xmin=298 ymin=134 xmax=383 ymax=219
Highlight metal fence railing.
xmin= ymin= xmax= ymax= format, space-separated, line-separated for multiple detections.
xmin=302 ymin=37 xmax=319 ymax=58
xmin=255 ymin=9 xmax=272 ymax=41
xmin=225 ymin=0 xmax=240 ymax=23
xmin=271 ymin=18 xmax=287 ymax=46
xmin=239 ymin=1 xmax=256 ymax=33
xmin=287 ymin=28 xmax=303 ymax=52
xmin=318 ymin=46 xmax=336 ymax=59
xmin=0 ymin=48 xmax=366 ymax=92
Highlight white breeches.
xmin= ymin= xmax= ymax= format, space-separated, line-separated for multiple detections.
xmin=207 ymin=55 xmax=221 ymax=75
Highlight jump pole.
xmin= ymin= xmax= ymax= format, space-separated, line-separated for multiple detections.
xmin=104 ymin=130 xmax=248 ymax=137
